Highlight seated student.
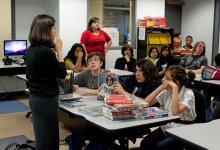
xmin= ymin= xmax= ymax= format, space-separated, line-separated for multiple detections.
xmin=145 ymin=47 xmax=159 ymax=65
xmin=180 ymin=41 xmax=208 ymax=74
xmin=140 ymin=65 xmax=197 ymax=150
xmin=182 ymin=35 xmax=193 ymax=50
xmin=64 ymin=43 xmax=87 ymax=72
xmin=60 ymin=52 xmax=104 ymax=150
xmin=113 ymin=59 xmax=161 ymax=100
xmin=87 ymin=59 xmax=161 ymax=149
xmin=156 ymin=45 xmax=180 ymax=77
xmin=73 ymin=52 xmax=104 ymax=95
xmin=114 ymin=44 xmax=136 ymax=72
xmin=203 ymin=53 xmax=220 ymax=122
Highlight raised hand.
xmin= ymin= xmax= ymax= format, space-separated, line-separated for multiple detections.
xmin=55 ymin=35 xmax=62 ymax=53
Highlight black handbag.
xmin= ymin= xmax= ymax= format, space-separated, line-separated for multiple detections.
xmin=0 ymin=135 xmax=35 ymax=150
xmin=5 ymin=141 xmax=35 ymax=150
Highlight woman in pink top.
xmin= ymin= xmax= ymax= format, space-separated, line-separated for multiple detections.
xmin=80 ymin=17 xmax=112 ymax=64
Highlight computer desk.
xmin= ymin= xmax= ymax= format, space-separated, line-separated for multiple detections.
xmin=0 ymin=63 xmax=26 ymax=93
xmin=166 ymin=119 xmax=220 ymax=150
xmin=59 ymin=95 xmax=180 ymax=149
xmin=0 ymin=62 xmax=26 ymax=76
xmin=16 ymin=74 xmax=27 ymax=82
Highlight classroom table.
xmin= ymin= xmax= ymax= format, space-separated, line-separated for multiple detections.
xmin=194 ymin=74 xmax=220 ymax=86
xmin=59 ymin=95 xmax=180 ymax=149
xmin=16 ymin=74 xmax=181 ymax=149
xmin=166 ymin=119 xmax=220 ymax=150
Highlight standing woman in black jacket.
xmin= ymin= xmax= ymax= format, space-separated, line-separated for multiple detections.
xmin=26 ymin=14 xmax=67 ymax=150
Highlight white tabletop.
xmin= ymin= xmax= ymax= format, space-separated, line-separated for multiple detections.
xmin=59 ymin=95 xmax=180 ymax=132
xmin=0 ymin=62 xmax=25 ymax=68
xmin=195 ymin=74 xmax=220 ymax=86
xmin=166 ymin=119 xmax=220 ymax=150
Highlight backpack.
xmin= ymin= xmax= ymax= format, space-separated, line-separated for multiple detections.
xmin=202 ymin=66 xmax=220 ymax=80
xmin=0 ymin=135 xmax=35 ymax=150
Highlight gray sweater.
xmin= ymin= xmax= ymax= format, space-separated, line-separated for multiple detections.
xmin=74 ymin=70 xmax=98 ymax=89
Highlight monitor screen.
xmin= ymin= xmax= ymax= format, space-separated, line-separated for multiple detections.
xmin=4 ymin=40 xmax=27 ymax=56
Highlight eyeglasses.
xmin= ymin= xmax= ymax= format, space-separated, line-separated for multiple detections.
xmin=88 ymin=57 xmax=100 ymax=64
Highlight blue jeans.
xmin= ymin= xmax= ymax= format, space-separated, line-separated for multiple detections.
xmin=69 ymin=130 xmax=85 ymax=150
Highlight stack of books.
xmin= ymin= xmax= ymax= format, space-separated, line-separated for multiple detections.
xmin=78 ymin=105 xmax=103 ymax=117
xmin=136 ymin=107 xmax=170 ymax=120
xmin=103 ymin=94 xmax=148 ymax=120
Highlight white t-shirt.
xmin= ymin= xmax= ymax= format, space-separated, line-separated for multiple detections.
xmin=156 ymin=86 xmax=197 ymax=130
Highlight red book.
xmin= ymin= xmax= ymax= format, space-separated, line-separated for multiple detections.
xmin=104 ymin=94 xmax=133 ymax=104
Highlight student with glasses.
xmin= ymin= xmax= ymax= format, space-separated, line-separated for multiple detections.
xmin=60 ymin=52 xmax=104 ymax=150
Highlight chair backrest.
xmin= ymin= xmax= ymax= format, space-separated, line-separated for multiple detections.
xmin=191 ymin=88 xmax=206 ymax=123
xmin=211 ymin=101 xmax=220 ymax=119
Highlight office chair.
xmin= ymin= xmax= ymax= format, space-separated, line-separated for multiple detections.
xmin=211 ymin=101 xmax=220 ymax=119
xmin=191 ymin=88 xmax=206 ymax=123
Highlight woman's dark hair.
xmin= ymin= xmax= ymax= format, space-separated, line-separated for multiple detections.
xmin=192 ymin=41 xmax=206 ymax=56
xmin=148 ymin=47 xmax=159 ymax=58
xmin=158 ymin=44 xmax=172 ymax=65
xmin=167 ymin=65 xmax=195 ymax=88
xmin=29 ymin=14 xmax=55 ymax=48
xmin=121 ymin=44 xmax=134 ymax=57
xmin=215 ymin=53 xmax=220 ymax=67
xmin=64 ymin=43 xmax=86 ymax=66
xmin=136 ymin=59 xmax=160 ymax=82
xmin=87 ymin=17 xmax=100 ymax=32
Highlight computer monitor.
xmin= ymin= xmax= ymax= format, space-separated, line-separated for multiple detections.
xmin=3 ymin=40 xmax=27 ymax=59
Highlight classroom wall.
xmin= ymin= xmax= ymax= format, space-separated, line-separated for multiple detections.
xmin=181 ymin=0 xmax=215 ymax=65
xmin=136 ymin=0 xmax=165 ymax=19
xmin=12 ymin=0 xmax=216 ymax=65
xmin=45 ymin=0 xmax=59 ymax=33
xmin=0 ymin=0 xmax=11 ymax=60
xmin=14 ymin=0 xmax=87 ymax=57
xmin=165 ymin=4 xmax=182 ymax=34
xmin=15 ymin=0 xmax=45 ymax=41
xmin=59 ymin=0 xmax=87 ymax=57
xmin=89 ymin=0 xmax=103 ymax=27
